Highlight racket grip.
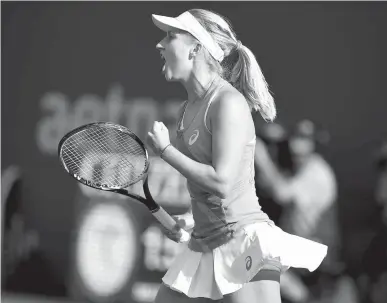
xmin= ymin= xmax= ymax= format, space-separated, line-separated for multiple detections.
xmin=152 ymin=207 xmax=191 ymax=243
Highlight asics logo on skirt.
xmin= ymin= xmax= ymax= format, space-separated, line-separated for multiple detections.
xmin=189 ymin=130 xmax=199 ymax=145
xmin=245 ymin=256 xmax=252 ymax=271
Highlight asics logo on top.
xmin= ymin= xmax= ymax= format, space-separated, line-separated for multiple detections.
xmin=188 ymin=130 xmax=199 ymax=145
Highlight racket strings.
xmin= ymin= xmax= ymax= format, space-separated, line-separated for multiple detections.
xmin=61 ymin=126 xmax=147 ymax=188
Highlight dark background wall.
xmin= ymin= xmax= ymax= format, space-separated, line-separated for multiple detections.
xmin=2 ymin=1 xmax=387 ymax=300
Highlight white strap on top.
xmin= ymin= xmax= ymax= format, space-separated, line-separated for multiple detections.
xmin=203 ymin=82 xmax=225 ymax=134
xmin=178 ymin=101 xmax=189 ymax=131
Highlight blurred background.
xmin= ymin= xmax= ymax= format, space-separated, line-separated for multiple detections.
xmin=1 ymin=1 xmax=387 ymax=303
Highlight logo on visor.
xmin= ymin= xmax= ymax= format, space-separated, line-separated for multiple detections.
xmin=188 ymin=130 xmax=199 ymax=145
xmin=245 ymin=256 xmax=252 ymax=271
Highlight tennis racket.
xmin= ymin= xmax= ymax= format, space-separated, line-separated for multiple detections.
xmin=58 ymin=122 xmax=190 ymax=243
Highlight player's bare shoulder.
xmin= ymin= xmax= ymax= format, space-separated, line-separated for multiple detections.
xmin=207 ymin=82 xmax=255 ymax=142
xmin=210 ymin=83 xmax=251 ymax=119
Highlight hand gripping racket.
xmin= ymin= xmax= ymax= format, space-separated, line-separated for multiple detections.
xmin=58 ymin=122 xmax=190 ymax=243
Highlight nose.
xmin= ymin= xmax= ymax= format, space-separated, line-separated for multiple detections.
xmin=156 ymin=42 xmax=163 ymax=50
xmin=156 ymin=36 xmax=167 ymax=50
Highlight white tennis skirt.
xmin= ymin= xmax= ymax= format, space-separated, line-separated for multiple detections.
xmin=162 ymin=221 xmax=328 ymax=300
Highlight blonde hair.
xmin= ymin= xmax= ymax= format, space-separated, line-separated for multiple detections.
xmin=189 ymin=8 xmax=277 ymax=122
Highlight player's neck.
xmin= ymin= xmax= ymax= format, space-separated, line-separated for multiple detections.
xmin=184 ymin=70 xmax=218 ymax=103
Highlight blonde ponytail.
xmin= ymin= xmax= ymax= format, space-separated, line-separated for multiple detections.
xmin=189 ymin=8 xmax=277 ymax=122
xmin=231 ymin=44 xmax=276 ymax=121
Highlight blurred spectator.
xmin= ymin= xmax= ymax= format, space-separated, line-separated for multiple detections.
xmin=255 ymin=120 xmax=337 ymax=247
xmin=254 ymin=119 xmax=345 ymax=302
xmin=360 ymin=141 xmax=387 ymax=303
xmin=1 ymin=166 xmax=67 ymax=296
xmin=255 ymin=122 xmax=293 ymax=224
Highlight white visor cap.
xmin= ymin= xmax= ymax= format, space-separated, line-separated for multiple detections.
xmin=152 ymin=11 xmax=225 ymax=62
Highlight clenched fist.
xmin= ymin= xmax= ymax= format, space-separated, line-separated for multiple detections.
xmin=147 ymin=121 xmax=171 ymax=155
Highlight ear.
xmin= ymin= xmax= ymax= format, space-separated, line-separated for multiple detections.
xmin=189 ymin=43 xmax=202 ymax=60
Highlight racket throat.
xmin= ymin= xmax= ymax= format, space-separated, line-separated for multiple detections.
xmin=143 ymin=177 xmax=160 ymax=212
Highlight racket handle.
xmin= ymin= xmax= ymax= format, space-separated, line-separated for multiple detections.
xmin=152 ymin=207 xmax=191 ymax=243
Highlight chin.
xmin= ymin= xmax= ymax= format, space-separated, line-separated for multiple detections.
xmin=164 ymin=72 xmax=178 ymax=82
xmin=164 ymin=74 xmax=173 ymax=81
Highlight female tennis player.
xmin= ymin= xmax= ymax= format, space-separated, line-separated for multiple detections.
xmin=147 ymin=9 xmax=327 ymax=303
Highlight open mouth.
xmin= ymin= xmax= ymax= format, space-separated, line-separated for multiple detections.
xmin=160 ymin=52 xmax=166 ymax=72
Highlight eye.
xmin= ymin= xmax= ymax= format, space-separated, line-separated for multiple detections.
xmin=167 ymin=31 xmax=176 ymax=39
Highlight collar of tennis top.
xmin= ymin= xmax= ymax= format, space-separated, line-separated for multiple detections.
xmin=152 ymin=11 xmax=225 ymax=63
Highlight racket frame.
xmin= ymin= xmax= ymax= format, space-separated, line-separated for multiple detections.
xmin=58 ymin=122 xmax=191 ymax=242
xmin=58 ymin=122 xmax=159 ymax=212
